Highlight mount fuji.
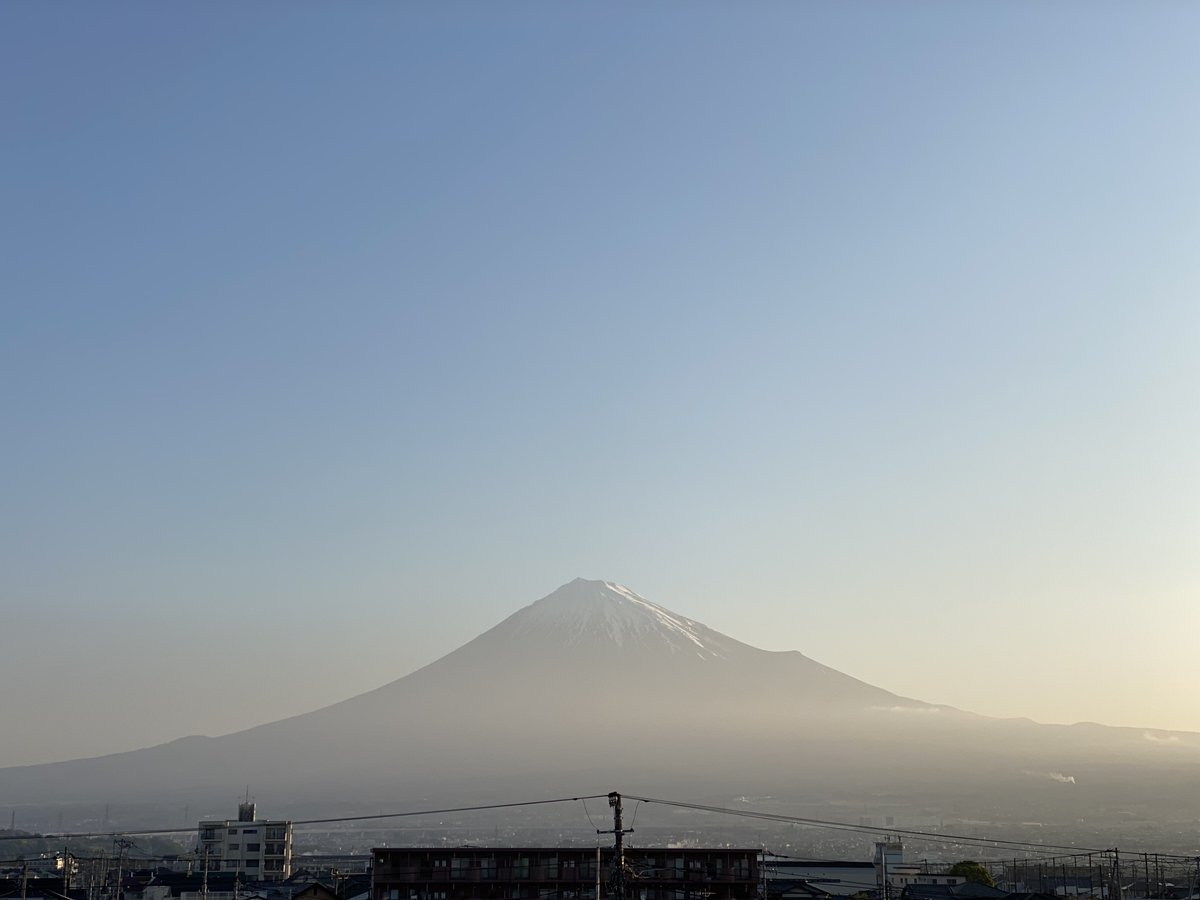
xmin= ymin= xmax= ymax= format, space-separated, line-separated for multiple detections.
xmin=2 ymin=579 xmax=1198 ymax=820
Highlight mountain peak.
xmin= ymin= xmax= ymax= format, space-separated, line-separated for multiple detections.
xmin=508 ymin=578 xmax=726 ymax=659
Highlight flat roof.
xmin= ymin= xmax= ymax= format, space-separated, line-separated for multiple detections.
xmin=372 ymin=847 xmax=761 ymax=854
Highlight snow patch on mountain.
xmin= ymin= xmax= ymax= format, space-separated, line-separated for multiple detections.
xmin=511 ymin=578 xmax=727 ymax=658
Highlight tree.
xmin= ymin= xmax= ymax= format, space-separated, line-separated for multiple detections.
xmin=947 ymin=861 xmax=995 ymax=887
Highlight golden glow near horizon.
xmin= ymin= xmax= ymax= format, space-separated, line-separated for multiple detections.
xmin=2 ymin=3 xmax=1197 ymax=766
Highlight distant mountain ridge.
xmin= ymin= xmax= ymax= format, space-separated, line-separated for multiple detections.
xmin=2 ymin=578 xmax=1198 ymax=820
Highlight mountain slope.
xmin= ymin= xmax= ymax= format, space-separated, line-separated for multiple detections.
xmin=1 ymin=579 xmax=1198 ymax=816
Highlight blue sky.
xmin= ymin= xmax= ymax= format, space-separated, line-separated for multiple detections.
xmin=2 ymin=3 xmax=1198 ymax=765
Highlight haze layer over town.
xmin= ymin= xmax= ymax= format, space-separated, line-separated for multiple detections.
xmin=2 ymin=1 xmax=1198 ymax=863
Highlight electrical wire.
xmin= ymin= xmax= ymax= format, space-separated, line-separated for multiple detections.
xmin=0 ymin=796 xmax=611 ymax=843
xmin=4 ymin=791 xmax=1196 ymax=866
xmin=623 ymin=795 xmax=1109 ymax=855
xmin=580 ymin=799 xmax=601 ymax=834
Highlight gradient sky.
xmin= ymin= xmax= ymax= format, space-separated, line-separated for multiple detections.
xmin=3 ymin=3 xmax=1198 ymax=767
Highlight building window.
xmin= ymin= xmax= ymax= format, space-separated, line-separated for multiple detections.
xmin=246 ymin=844 xmax=261 ymax=852
xmin=228 ymin=844 xmax=239 ymax=851
xmin=228 ymin=829 xmax=238 ymax=836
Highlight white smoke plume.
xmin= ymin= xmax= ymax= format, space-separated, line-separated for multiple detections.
xmin=1143 ymin=732 xmax=1180 ymax=744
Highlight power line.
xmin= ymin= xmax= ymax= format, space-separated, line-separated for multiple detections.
xmin=0 ymin=796 xmax=610 ymax=844
xmin=4 ymin=790 xmax=1194 ymax=863
xmin=580 ymin=800 xmax=601 ymax=833
xmin=623 ymin=795 xmax=1109 ymax=855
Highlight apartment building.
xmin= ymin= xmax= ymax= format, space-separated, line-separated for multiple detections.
xmin=371 ymin=847 xmax=760 ymax=900
xmin=198 ymin=802 xmax=293 ymax=881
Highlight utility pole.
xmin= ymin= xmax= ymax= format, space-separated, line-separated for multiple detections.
xmin=112 ymin=838 xmax=135 ymax=900
xmin=598 ymin=793 xmax=634 ymax=900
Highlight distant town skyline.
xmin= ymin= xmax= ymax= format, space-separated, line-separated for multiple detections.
xmin=2 ymin=3 xmax=1197 ymax=766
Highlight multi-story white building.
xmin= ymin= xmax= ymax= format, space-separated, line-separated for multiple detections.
xmin=198 ymin=802 xmax=293 ymax=881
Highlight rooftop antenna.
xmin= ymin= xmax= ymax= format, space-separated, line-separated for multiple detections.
xmin=238 ymin=788 xmax=256 ymax=823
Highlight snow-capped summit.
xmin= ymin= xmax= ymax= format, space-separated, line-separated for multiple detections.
xmin=4 ymin=576 xmax=1191 ymax=823
xmin=504 ymin=577 xmax=729 ymax=659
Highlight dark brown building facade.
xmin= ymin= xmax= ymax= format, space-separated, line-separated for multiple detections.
xmin=371 ymin=847 xmax=760 ymax=900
